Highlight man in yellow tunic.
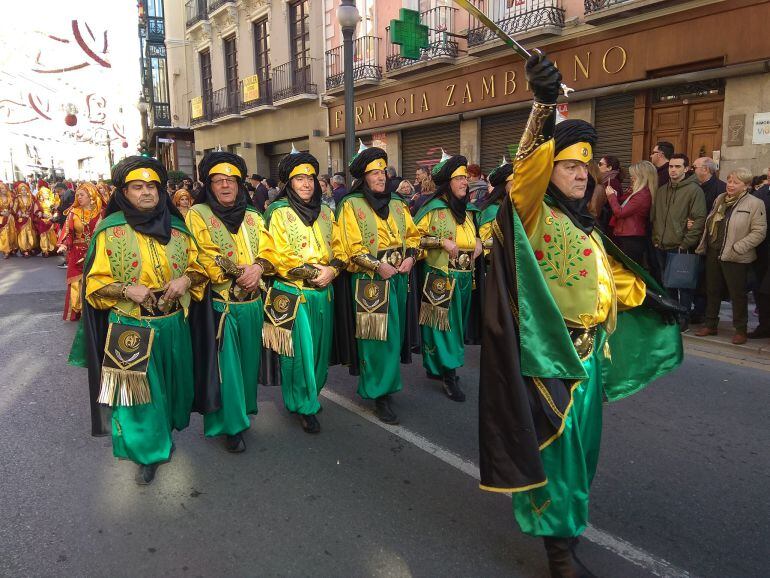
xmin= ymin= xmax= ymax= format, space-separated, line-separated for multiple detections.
xmin=336 ymin=144 xmax=420 ymax=424
xmin=478 ymin=54 xmax=684 ymax=577
xmin=414 ymin=152 xmax=483 ymax=402
xmin=262 ymin=149 xmax=346 ymax=433
xmin=70 ymin=156 xmax=208 ymax=485
xmin=186 ymin=151 xmax=276 ymax=452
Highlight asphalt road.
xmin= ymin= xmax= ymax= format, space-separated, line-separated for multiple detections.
xmin=0 ymin=256 xmax=767 ymax=577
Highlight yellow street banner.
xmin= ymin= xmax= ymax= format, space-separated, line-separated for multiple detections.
xmin=191 ymin=96 xmax=203 ymax=119
xmin=243 ymin=75 xmax=260 ymax=102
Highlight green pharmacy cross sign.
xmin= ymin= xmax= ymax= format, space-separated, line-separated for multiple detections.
xmin=390 ymin=8 xmax=429 ymax=60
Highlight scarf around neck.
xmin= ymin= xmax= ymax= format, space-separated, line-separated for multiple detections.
xmin=708 ymin=190 xmax=746 ymax=242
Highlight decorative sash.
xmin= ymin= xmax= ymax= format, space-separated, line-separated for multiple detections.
xmin=98 ymin=323 xmax=155 ymax=406
xmin=419 ymin=271 xmax=455 ymax=331
xmin=354 ymin=278 xmax=389 ymax=341
xmin=263 ymin=286 xmax=301 ymax=356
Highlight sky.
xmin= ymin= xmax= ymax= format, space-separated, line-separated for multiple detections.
xmin=0 ymin=1 xmax=143 ymax=180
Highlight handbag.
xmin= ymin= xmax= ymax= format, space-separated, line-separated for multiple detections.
xmin=663 ymin=251 xmax=700 ymax=290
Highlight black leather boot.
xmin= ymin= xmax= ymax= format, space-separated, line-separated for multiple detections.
xmin=442 ymin=370 xmax=465 ymax=402
xmin=135 ymin=463 xmax=159 ymax=485
xmin=299 ymin=413 xmax=321 ymax=434
xmin=542 ymin=537 xmax=595 ymax=578
xmin=225 ymin=432 xmax=246 ymax=453
xmin=374 ymin=395 xmax=399 ymax=424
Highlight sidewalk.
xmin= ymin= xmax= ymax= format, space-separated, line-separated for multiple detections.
xmin=684 ymin=301 xmax=770 ymax=358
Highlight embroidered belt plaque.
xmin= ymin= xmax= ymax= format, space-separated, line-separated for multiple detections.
xmin=99 ymin=323 xmax=155 ymax=406
xmin=354 ymin=278 xmax=390 ymax=341
xmin=419 ymin=272 xmax=455 ymax=331
xmin=263 ymin=287 xmax=301 ymax=356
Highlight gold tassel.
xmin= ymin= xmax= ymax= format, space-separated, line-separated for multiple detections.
xmin=419 ymin=302 xmax=450 ymax=331
xmin=355 ymin=311 xmax=388 ymax=341
xmin=263 ymin=322 xmax=294 ymax=357
xmin=98 ymin=367 xmax=151 ymax=406
xmin=603 ymin=340 xmax=612 ymax=361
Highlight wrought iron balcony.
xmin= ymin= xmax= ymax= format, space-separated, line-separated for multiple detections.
xmin=152 ymin=103 xmax=171 ymax=127
xmin=240 ymin=77 xmax=274 ymax=112
xmin=147 ymin=16 xmax=165 ymax=42
xmin=386 ymin=7 xmax=459 ymax=73
xmin=185 ymin=0 xmax=208 ymax=28
xmin=325 ymin=36 xmax=382 ymax=91
xmin=272 ymin=59 xmax=317 ymax=102
xmin=207 ymin=0 xmax=235 ymax=14
xmin=467 ymin=0 xmax=564 ymax=48
xmin=211 ymin=86 xmax=241 ymax=119
xmin=584 ymin=0 xmax=683 ymax=23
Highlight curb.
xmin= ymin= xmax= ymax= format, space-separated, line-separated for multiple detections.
xmin=682 ymin=332 xmax=770 ymax=358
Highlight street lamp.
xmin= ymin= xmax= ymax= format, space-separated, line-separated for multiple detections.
xmin=337 ymin=0 xmax=360 ymax=181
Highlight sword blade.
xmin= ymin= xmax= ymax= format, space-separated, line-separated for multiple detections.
xmin=453 ymin=0 xmax=531 ymax=59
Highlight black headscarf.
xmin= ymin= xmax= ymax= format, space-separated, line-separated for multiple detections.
xmin=107 ymin=156 xmax=181 ymax=244
xmin=478 ymin=162 xmax=513 ymax=211
xmin=432 ymin=154 xmax=469 ymax=224
xmin=197 ymin=151 xmax=249 ymax=234
xmin=276 ymin=151 xmax=322 ymax=227
xmin=547 ymin=120 xmax=598 ymax=234
xmin=349 ymin=146 xmax=391 ymax=219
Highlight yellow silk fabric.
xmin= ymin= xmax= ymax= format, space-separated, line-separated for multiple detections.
xmin=265 ymin=206 xmax=346 ymax=288
xmin=185 ymin=209 xmax=277 ymax=285
xmin=86 ymin=229 xmax=206 ymax=310
xmin=337 ymin=202 xmax=420 ymax=273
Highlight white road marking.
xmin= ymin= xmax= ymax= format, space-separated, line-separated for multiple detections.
xmin=321 ymin=388 xmax=692 ymax=578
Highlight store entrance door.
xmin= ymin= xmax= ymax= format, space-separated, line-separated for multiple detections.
xmin=650 ymin=97 xmax=723 ymax=161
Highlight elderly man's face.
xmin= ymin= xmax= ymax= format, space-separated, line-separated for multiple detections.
xmin=124 ymin=181 xmax=159 ymax=211
xmin=692 ymin=158 xmax=712 ymax=184
xmin=449 ymin=175 xmax=468 ymax=199
xmin=550 ymin=160 xmax=589 ymax=199
xmin=365 ymin=169 xmax=387 ymax=193
xmin=210 ymin=173 xmax=238 ymax=207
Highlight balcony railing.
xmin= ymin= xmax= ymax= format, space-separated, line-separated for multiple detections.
xmin=467 ymin=0 xmax=564 ymax=47
xmin=207 ymin=0 xmax=235 ymax=13
xmin=240 ymin=77 xmax=274 ymax=112
xmin=211 ymin=86 xmax=240 ymax=119
xmin=272 ymin=59 xmax=317 ymax=101
xmin=185 ymin=0 xmax=208 ymax=28
xmin=152 ymin=102 xmax=171 ymax=127
xmin=386 ymin=7 xmax=459 ymax=73
xmin=325 ymin=36 xmax=382 ymax=91
xmin=147 ymin=16 xmax=165 ymax=41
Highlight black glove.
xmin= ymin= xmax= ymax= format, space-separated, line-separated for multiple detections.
xmin=526 ymin=52 xmax=562 ymax=104
xmin=643 ymin=288 xmax=688 ymax=325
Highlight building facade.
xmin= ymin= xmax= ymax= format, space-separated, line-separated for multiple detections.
xmin=140 ymin=0 xmax=196 ymax=177
xmin=323 ymin=0 xmax=770 ymax=179
xmin=165 ymin=0 xmax=328 ymax=181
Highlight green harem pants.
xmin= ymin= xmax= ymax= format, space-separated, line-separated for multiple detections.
xmin=420 ymin=266 xmax=473 ymax=376
xmin=275 ymin=281 xmax=333 ymax=416
xmin=352 ymin=271 xmax=408 ymax=400
xmin=512 ymin=330 xmax=605 ymax=538
xmin=203 ymin=297 xmax=264 ymax=437
xmin=110 ymin=309 xmax=194 ymax=466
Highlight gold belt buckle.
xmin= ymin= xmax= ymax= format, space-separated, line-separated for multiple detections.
xmin=572 ymin=327 xmax=596 ymax=360
xmin=381 ymin=250 xmax=403 ymax=268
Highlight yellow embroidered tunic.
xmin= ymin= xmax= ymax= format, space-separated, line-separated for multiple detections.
xmin=337 ymin=200 xmax=420 ymax=273
xmin=265 ymin=205 xmax=346 ymax=288
xmin=185 ymin=208 xmax=277 ymax=287
xmin=510 ymin=141 xmax=645 ymax=329
xmin=86 ymin=230 xmax=206 ymax=311
xmin=415 ymin=209 xmax=478 ymax=253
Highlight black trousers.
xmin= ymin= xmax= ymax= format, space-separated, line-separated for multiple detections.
xmin=704 ymin=250 xmax=749 ymax=332
xmin=613 ymin=235 xmax=647 ymax=268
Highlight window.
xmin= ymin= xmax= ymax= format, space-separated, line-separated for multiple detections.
xmin=200 ymin=50 xmax=212 ymax=97
xmin=223 ymin=35 xmax=238 ymax=103
xmin=146 ymin=0 xmax=163 ymax=17
xmin=253 ymin=18 xmax=270 ymax=82
xmin=149 ymin=45 xmax=169 ymax=104
xmin=289 ymin=0 xmax=310 ymax=66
